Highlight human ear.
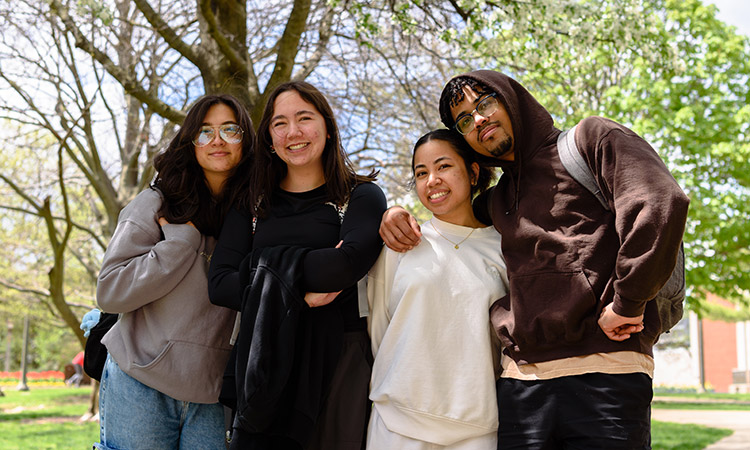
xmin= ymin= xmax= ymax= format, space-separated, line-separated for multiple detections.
xmin=470 ymin=162 xmax=480 ymax=186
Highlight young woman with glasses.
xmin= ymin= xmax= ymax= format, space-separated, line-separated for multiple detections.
xmin=94 ymin=94 xmax=255 ymax=449
xmin=366 ymin=129 xmax=508 ymax=450
xmin=208 ymin=81 xmax=387 ymax=449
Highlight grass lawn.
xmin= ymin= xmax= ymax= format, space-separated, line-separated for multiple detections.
xmin=653 ymin=400 xmax=750 ymax=410
xmin=653 ymin=391 xmax=750 ymax=410
xmin=655 ymin=391 xmax=750 ymax=402
xmin=0 ymin=386 xmax=739 ymax=449
xmin=0 ymin=386 xmax=99 ymax=449
xmin=652 ymin=420 xmax=733 ymax=450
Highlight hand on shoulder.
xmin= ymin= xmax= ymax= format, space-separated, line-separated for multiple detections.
xmin=379 ymin=206 xmax=421 ymax=252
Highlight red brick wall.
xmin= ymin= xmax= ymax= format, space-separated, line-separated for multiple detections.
xmin=702 ymin=293 xmax=738 ymax=393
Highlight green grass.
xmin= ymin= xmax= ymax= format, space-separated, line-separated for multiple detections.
xmin=655 ymin=391 xmax=750 ymax=402
xmin=653 ymin=400 xmax=750 ymax=410
xmin=0 ymin=386 xmax=99 ymax=449
xmin=0 ymin=386 xmax=738 ymax=449
xmin=652 ymin=420 xmax=733 ymax=450
xmin=653 ymin=390 xmax=750 ymax=410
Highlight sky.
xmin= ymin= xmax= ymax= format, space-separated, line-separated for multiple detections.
xmin=706 ymin=0 xmax=750 ymax=36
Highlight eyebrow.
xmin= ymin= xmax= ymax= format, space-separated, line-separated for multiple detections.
xmin=455 ymin=96 xmax=483 ymax=118
xmin=271 ymin=109 xmax=317 ymax=122
xmin=414 ymin=155 xmax=453 ymax=170
xmin=201 ymin=121 xmax=238 ymax=126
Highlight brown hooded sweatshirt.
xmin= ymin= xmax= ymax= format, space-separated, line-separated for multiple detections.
xmin=439 ymin=70 xmax=690 ymax=365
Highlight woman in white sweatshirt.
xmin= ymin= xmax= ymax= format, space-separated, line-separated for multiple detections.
xmin=367 ymin=129 xmax=509 ymax=449
xmin=95 ymin=94 xmax=254 ymax=450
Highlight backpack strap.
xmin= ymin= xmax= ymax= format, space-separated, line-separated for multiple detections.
xmin=558 ymin=123 xmax=686 ymax=333
xmin=557 ymin=124 xmax=610 ymax=211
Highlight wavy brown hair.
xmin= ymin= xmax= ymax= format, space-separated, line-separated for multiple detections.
xmin=252 ymin=81 xmax=377 ymax=217
xmin=152 ymin=94 xmax=255 ymax=237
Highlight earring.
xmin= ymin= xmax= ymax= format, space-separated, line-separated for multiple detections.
xmin=270 ymin=146 xmax=276 ymax=154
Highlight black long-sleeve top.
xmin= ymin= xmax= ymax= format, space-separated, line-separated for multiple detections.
xmin=208 ymin=182 xmax=387 ymax=330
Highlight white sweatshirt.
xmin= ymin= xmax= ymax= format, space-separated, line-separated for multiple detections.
xmin=367 ymin=217 xmax=509 ymax=445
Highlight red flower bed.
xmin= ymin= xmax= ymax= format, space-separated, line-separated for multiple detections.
xmin=0 ymin=370 xmax=65 ymax=382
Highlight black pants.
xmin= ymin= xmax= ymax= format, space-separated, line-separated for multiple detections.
xmin=229 ymin=331 xmax=372 ymax=450
xmin=497 ymin=372 xmax=652 ymax=450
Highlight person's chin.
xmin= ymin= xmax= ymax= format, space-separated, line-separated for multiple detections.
xmin=489 ymin=139 xmax=514 ymax=161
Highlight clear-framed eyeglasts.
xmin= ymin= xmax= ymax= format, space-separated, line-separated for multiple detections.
xmin=454 ymin=93 xmax=499 ymax=136
xmin=192 ymin=124 xmax=244 ymax=147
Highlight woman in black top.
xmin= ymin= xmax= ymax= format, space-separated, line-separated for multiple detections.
xmin=209 ymin=81 xmax=386 ymax=450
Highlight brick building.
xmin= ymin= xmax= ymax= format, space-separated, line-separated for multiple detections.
xmin=653 ymin=293 xmax=750 ymax=393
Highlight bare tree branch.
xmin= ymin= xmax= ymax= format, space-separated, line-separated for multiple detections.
xmin=0 ymin=279 xmax=49 ymax=298
xmin=132 ymin=0 xmax=203 ymax=67
xmin=0 ymin=204 xmax=108 ymax=251
xmin=264 ymin=0 xmax=313 ymax=94
xmin=47 ymin=0 xmax=186 ymax=124
xmin=294 ymin=3 xmax=336 ymax=81
xmin=196 ymin=0 xmax=247 ymax=73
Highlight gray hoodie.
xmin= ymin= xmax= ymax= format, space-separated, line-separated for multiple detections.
xmin=98 ymin=188 xmax=235 ymax=403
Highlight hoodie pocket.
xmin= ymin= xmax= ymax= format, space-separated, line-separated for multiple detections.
xmin=130 ymin=340 xmax=231 ymax=403
xmin=495 ymin=270 xmax=599 ymax=353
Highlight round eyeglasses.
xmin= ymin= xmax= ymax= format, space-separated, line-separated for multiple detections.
xmin=454 ymin=93 xmax=499 ymax=136
xmin=192 ymin=124 xmax=244 ymax=147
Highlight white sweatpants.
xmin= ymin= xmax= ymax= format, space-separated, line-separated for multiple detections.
xmin=366 ymin=407 xmax=497 ymax=450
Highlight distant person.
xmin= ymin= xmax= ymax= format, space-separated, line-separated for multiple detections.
xmin=367 ymin=130 xmax=508 ymax=449
xmin=380 ymin=70 xmax=689 ymax=449
xmin=66 ymin=351 xmax=85 ymax=387
xmin=95 ymin=94 xmax=254 ymax=449
xmin=209 ymin=81 xmax=386 ymax=449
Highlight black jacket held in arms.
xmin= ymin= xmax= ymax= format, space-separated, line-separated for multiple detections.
xmin=230 ymin=245 xmax=344 ymax=447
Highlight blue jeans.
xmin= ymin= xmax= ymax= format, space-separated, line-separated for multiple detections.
xmin=95 ymin=355 xmax=226 ymax=450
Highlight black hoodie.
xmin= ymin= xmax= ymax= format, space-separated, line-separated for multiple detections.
xmin=439 ymin=70 xmax=690 ymax=364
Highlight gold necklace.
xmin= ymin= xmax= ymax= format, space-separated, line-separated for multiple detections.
xmin=430 ymin=221 xmax=476 ymax=250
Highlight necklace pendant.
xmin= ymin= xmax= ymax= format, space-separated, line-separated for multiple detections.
xmin=454 ymin=244 xmax=459 ymax=249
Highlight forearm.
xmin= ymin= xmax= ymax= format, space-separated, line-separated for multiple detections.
xmin=207 ymin=208 xmax=253 ymax=310
xmin=302 ymin=183 xmax=386 ymax=292
xmin=97 ymin=221 xmax=200 ymax=313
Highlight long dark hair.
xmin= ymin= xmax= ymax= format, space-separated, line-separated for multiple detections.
xmin=153 ymin=94 xmax=255 ymax=237
xmin=411 ymin=129 xmax=494 ymax=196
xmin=252 ymin=81 xmax=377 ymax=217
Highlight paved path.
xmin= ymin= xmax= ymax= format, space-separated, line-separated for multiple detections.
xmin=651 ymin=409 xmax=750 ymax=449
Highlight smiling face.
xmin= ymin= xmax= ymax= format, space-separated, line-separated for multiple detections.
xmin=269 ymin=90 xmax=327 ymax=177
xmin=450 ymin=87 xmax=514 ymax=161
xmin=194 ymin=103 xmax=243 ymax=194
xmin=413 ymin=139 xmax=480 ymax=226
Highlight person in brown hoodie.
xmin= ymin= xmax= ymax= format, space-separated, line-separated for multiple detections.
xmin=380 ymin=70 xmax=689 ymax=449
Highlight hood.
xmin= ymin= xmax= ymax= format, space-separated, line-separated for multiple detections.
xmin=439 ymin=70 xmax=559 ymax=172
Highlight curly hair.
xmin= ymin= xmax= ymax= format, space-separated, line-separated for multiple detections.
xmin=152 ymin=94 xmax=255 ymax=237
xmin=438 ymin=77 xmax=489 ymax=129
xmin=411 ymin=129 xmax=494 ymax=197
xmin=252 ymin=81 xmax=377 ymax=217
